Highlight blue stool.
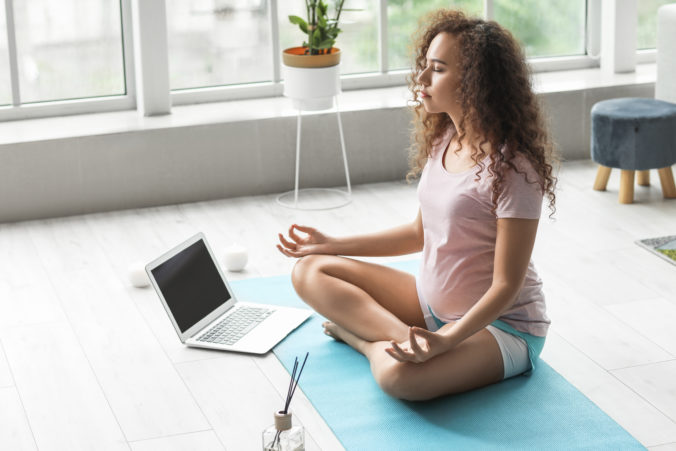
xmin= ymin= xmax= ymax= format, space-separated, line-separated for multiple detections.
xmin=591 ymin=97 xmax=676 ymax=203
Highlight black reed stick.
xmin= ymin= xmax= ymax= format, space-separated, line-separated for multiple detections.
xmin=271 ymin=352 xmax=309 ymax=448
xmin=285 ymin=352 xmax=309 ymax=413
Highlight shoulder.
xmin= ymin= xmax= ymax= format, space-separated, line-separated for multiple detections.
xmin=494 ymin=151 xmax=544 ymax=219
xmin=502 ymin=151 xmax=543 ymax=190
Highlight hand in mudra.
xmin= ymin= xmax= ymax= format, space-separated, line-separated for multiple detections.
xmin=277 ymin=224 xmax=333 ymax=258
xmin=386 ymin=327 xmax=449 ymax=364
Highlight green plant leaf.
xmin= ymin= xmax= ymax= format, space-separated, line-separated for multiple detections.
xmin=289 ymin=15 xmax=309 ymax=35
xmin=318 ymin=1 xmax=328 ymax=16
xmin=288 ymin=15 xmax=307 ymax=26
xmin=317 ymin=38 xmax=335 ymax=49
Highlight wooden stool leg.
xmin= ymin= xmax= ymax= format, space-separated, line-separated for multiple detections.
xmin=619 ymin=170 xmax=635 ymax=204
xmin=657 ymin=166 xmax=676 ymax=198
xmin=593 ymin=165 xmax=612 ymax=191
xmin=637 ymin=170 xmax=650 ymax=186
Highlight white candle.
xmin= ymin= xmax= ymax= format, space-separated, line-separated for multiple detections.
xmin=128 ymin=261 xmax=150 ymax=288
xmin=222 ymin=244 xmax=248 ymax=272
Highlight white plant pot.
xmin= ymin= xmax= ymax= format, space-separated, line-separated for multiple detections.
xmin=282 ymin=63 xmax=341 ymax=111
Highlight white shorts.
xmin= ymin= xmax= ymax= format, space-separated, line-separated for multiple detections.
xmin=485 ymin=325 xmax=531 ymax=379
xmin=417 ymin=283 xmax=531 ymax=379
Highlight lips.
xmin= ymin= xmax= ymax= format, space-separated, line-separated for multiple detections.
xmin=420 ymin=91 xmax=431 ymax=98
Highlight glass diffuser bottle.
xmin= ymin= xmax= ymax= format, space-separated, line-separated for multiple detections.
xmin=262 ymin=410 xmax=305 ymax=451
xmin=263 ymin=352 xmax=309 ymax=451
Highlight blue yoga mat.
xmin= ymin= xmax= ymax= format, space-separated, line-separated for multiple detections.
xmin=232 ymin=260 xmax=645 ymax=450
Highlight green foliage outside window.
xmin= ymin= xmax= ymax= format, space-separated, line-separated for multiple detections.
xmin=493 ymin=0 xmax=585 ymax=59
xmin=387 ymin=0 xmax=482 ymax=70
xmin=637 ymin=0 xmax=674 ymax=49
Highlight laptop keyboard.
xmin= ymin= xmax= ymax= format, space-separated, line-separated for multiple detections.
xmin=197 ymin=306 xmax=275 ymax=346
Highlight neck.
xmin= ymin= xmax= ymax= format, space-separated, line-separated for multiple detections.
xmin=448 ymin=114 xmax=492 ymax=155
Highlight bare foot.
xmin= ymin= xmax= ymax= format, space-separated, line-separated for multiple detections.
xmin=322 ymin=321 xmax=368 ymax=355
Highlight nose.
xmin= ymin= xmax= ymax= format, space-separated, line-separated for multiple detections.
xmin=416 ymin=66 xmax=430 ymax=86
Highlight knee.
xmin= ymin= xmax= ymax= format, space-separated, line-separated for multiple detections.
xmin=290 ymin=254 xmax=325 ymax=295
xmin=376 ymin=363 xmax=430 ymax=402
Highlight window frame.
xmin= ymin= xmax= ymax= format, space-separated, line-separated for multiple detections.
xmin=0 ymin=0 xmax=136 ymax=122
xmin=0 ymin=0 xmax=656 ymax=121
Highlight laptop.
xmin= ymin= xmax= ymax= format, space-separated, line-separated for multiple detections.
xmin=146 ymin=233 xmax=312 ymax=354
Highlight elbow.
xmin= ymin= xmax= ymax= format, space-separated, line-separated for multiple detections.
xmin=489 ymin=280 xmax=521 ymax=310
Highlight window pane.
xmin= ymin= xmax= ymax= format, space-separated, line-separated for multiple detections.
xmin=279 ymin=0 xmax=379 ymax=75
xmin=637 ymin=0 xmax=673 ymax=49
xmin=0 ymin=0 xmax=10 ymax=106
xmin=14 ymin=0 xmax=125 ymax=104
xmin=388 ymin=1 xmax=483 ymax=71
xmin=167 ymin=0 xmax=272 ymax=90
xmin=494 ymin=0 xmax=585 ymax=58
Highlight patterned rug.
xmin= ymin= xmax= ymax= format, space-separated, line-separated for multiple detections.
xmin=636 ymin=235 xmax=676 ymax=266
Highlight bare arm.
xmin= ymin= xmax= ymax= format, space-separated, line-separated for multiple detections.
xmin=277 ymin=209 xmax=424 ymax=258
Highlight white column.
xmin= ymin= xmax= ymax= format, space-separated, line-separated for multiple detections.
xmin=378 ymin=0 xmax=387 ymax=73
xmin=586 ymin=0 xmax=602 ymax=59
xmin=131 ymin=0 xmax=171 ymax=116
xmin=656 ymin=4 xmax=676 ymax=102
xmin=600 ymin=0 xmax=637 ymax=73
xmin=4 ymin=0 xmax=20 ymax=106
xmin=483 ymin=0 xmax=494 ymax=20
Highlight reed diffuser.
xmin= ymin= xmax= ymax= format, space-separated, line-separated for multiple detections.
xmin=262 ymin=352 xmax=309 ymax=451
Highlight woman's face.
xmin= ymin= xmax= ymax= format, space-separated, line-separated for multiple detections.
xmin=416 ymin=32 xmax=463 ymax=115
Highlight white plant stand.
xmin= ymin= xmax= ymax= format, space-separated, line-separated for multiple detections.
xmin=277 ymin=63 xmax=352 ymax=210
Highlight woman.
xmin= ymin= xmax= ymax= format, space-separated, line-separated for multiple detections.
xmin=277 ymin=9 xmax=557 ymax=401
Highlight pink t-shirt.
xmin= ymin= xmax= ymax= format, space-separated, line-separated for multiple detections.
xmin=417 ymin=128 xmax=550 ymax=337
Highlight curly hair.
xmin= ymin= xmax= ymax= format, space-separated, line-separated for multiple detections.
xmin=406 ymin=9 xmax=557 ymax=216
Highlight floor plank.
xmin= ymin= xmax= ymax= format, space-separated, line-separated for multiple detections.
xmin=606 ymin=298 xmax=676 ymax=357
xmin=0 ymin=341 xmax=13 ymax=388
xmin=129 ymin=430 xmax=224 ymax=451
xmin=612 ymin=360 xmax=676 ymax=426
xmin=0 ymin=387 xmax=37 ymax=451
xmin=1 ymin=323 xmax=129 ymax=451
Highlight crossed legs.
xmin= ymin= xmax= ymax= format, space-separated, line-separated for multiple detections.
xmin=291 ymin=255 xmax=504 ymax=401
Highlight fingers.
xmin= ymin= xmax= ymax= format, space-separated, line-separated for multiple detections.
xmin=276 ymin=244 xmax=302 ymax=258
xmin=389 ymin=341 xmax=417 ymax=362
xmin=385 ymin=346 xmax=406 ymax=362
xmin=278 ymin=233 xmax=297 ymax=250
xmin=288 ymin=225 xmax=303 ymax=243
xmin=408 ymin=327 xmax=425 ymax=354
xmin=292 ymin=224 xmax=315 ymax=234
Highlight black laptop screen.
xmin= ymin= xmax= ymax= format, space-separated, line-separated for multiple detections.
xmin=151 ymin=239 xmax=231 ymax=333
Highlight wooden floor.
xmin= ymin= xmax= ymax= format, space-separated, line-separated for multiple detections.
xmin=1 ymin=160 xmax=676 ymax=451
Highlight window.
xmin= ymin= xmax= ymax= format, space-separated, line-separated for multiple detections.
xmin=12 ymin=0 xmax=125 ymax=103
xmin=278 ymin=0 xmax=379 ymax=75
xmin=0 ymin=0 xmax=10 ymax=106
xmin=2 ymin=0 xmax=633 ymax=122
xmin=166 ymin=0 xmax=273 ymax=90
xmin=493 ymin=0 xmax=586 ymax=58
xmin=637 ymin=0 xmax=674 ymax=49
xmin=387 ymin=0 xmax=482 ymax=71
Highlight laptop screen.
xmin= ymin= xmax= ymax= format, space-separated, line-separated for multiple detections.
xmin=150 ymin=239 xmax=231 ymax=333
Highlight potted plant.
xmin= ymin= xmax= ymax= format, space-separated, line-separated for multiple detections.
xmin=283 ymin=0 xmax=346 ymax=68
xmin=282 ymin=0 xmax=349 ymax=110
